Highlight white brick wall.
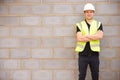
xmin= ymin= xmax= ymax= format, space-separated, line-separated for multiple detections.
xmin=54 ymin=27 xmax=74 ymax=36
xmin=10 ymin=49 xmax=30 ymax=58
xmin=20 ymin=38 xmax=40 ymax=48
xmin=54 ymin=70 xmax=74 ymax=80
xmin=31 ymin=5 xmax=52 ymax=14
xmin=32 ymin=70 xmax=52 ymax=80
xmin=0 ymin=27 xmax=9 ymax=37
xmin=32 ymin=27 xmax=52 ymax=37
xmin=32 ymin=48 xmax=53 ymax=58
xmin=104 ymin=26 xmax=119 ymax=36
xmin=0 ymin=6 xmax=8 ymax=14
xmin=0 ymin=71 xmax=10 ymax=80
xmin=0 ymin=0 xmax=120 ymax=80
xmin=0 ymin=60 xmax=20 ymax=69
xmin=10 ymin=6 xmax=31 ymax=14
xmin=0 ymin=49 xmax=9 ymax=58
xmin=53 ymin=5 xmax=74 ymax=14
xmin=22 ymin=17 xmax=41 ymax=25
xmin=42 ymin=37 xmax=63 ymax=47
xmin=0 ymin=17 xmax=19 ymax=25
xmin=43 ymin=16 xmax=63 ymax=25
xmin=97 ymin=4 xmax=119 ymax=14
xmin=54 ymin=48 xmax=74 ymax=58
xmin=22 ymin=60 xmax=40 ymax=69
xmin=11 ymin=70 xmax=31 ymax=80
xmin=11 ymin=27 xmax=31 ymax=37
xmin=0 ymin=38 xmax=19 ymax=48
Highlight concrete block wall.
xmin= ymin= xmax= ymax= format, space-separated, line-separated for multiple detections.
xmin=0 ymin=0 xmax=120 ymax=80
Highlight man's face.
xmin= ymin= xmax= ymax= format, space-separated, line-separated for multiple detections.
xmin=84 ymin=10 xmax=94 ymax=20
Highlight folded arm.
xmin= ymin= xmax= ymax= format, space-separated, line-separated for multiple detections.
xmin=86 ymin=30 xmax=104 ymax=40
xmin=76 ymin=30 xmax=103 ymax=42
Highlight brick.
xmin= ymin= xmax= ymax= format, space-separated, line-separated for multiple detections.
xmin=53 ymin=5 xmax=74 ymax=14
xmin=21 ymin=0 xmax=41 ymax=2
xmin=99 ymin=59 xmax=108 ymax=69
xmin=101 ymin=37 xmax=109 ymax=47
xmin=64 ymin=37 xmax=76 ymax=47
xmin=65 ymin=16 xmax=83 ymax=25
xmin=104 ymin=26 xmax=119 ymax=36
xmin=100 ymin=48 xmax=119 ymax=58
xmin=32 ymin=27 xmax=52 ymax=37
xmin=32 ymin=70 xmax=52 ymax=80
xmin=110 ymin=0 xmax=120 ymax=2
xmin=114 ymin=72 xmax=120 ymax=80
xmin=110 ymin=60 xmax=120 ymax=70
xmin=44 ymin=0 xmax=65 ymax=3
xmin=54 ymin=70 xmax=74 ymax=80
xmin=32 ymin=5 xmax=51 ymax=14
xmin=100 ymin=71 xmax=119 ymax=80
xmin=0 ymin=27 xmax=9 ymax=37
xmin=11 ymin=27 xmax=30 ymax=37
xmin=0 ymin=60 xmax=20 ymax=69
xmin=0 ymin=71 xmax=10 ymax=80
xmin=43 ymin=60 xmax=65 ymax=69
xmin=109 ymin=16 xmax=120 ymax=25
xmin=87 ymin=0 xmax=108 ymax=2
xmin=54 ymin=48 xmax=74 ymax=58
xmin=0 ymin=0 xmax=41 ymax=3
xmin=22 ymin=17 xmax=40 ymax=25
xmin=42 ymin=37 xmax=63 ymax=48
xmin=97 ymin=4 xmax=119 ymax=14
xmin=20 ymin=38 xmax=40 ymax=48
xmin=0 ymin=5 xmax=8 ymax=14
xmin=11 ymin=70 xmax=30 ymax=80
xmin=64 ymin=59 xmax=78 ymax=69
xmin=32 ymin=48 xmax=53 ymax=58
xmin=22 ymin=60 xmax=40 ymax=69
xmin=0 ymin=17 xmax=19 ymax=25
xmin=43 ymin=16 xmax=63 ymax=25
xmin=108 ymin=37 xmax=120 ymax=47
xmin=0 ymin=38 xmax=19 ymax=48
xmin=75 ymin=4 xmax=85 ymax=14
xmin=94 ymin=16 xmax=109 ymax=25
xmin=0 ymin=0 xmax=19 ymax=2
xmin=0 ymin=49 xmax=9 ymax=58
xmin=9 ymin=6 xmax=30 ymax=14
xmin=66 ymin=0 xmax=84 ymax=2
xmin=118 ymin=48 xmax=120 ymax=57
xmin=54 ymin=27 xmax=74 ymax=36
xmin=10 ymin=49 xmax=30 ymax=58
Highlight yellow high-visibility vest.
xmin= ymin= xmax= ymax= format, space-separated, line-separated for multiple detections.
xmin=75 ymin=20 xmax=101 ymax=52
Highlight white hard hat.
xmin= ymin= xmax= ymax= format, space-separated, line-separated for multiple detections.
xmin=83 ymin=3 xmax=95 ymax=11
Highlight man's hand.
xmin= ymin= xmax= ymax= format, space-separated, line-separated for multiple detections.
xmin=76 ymin=30 xmax=103 ymax=42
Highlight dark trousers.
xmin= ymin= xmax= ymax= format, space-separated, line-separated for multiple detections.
xmin=78 ymin=55 xmax=99 ymax=80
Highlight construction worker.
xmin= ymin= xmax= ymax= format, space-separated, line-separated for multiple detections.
xmin=75 ymin=3 xmax=104 ymax=80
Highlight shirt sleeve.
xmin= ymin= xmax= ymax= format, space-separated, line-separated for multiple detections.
xmin=98 ymin=23 xmax=103 ymax=31
xmin=76 ymin=26 xmax=81 ymax=32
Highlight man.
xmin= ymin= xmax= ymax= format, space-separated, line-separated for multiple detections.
xmin=75 ymin=3 xmax=104 ymax=80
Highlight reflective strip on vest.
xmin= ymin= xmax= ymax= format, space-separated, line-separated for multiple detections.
xmin=77 ymin=44 xmax=85 ymax=48
xmin=91 ymin=44 xmax=100 ymax=47
xmin=77 ymin=43 xmax=99 ymax=49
